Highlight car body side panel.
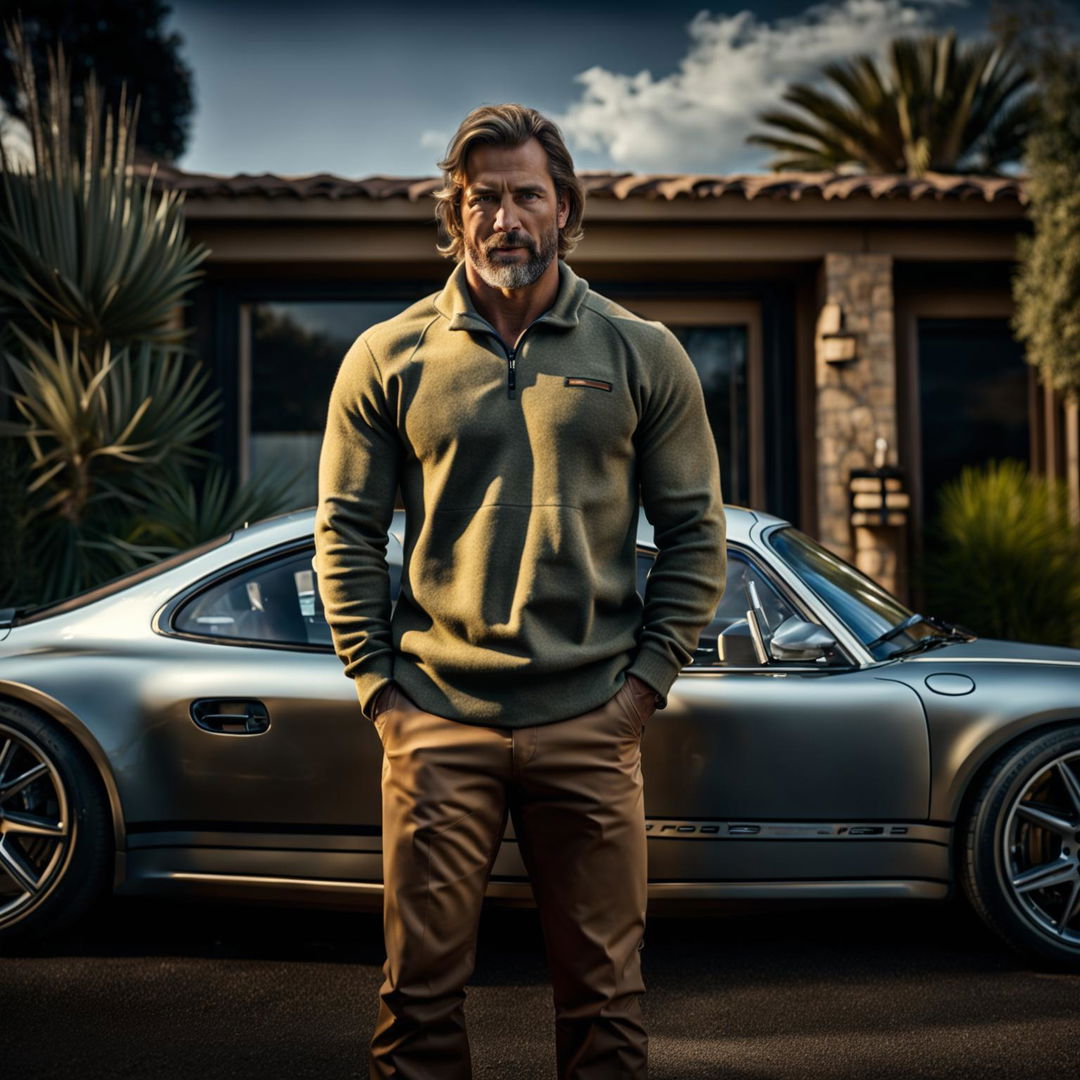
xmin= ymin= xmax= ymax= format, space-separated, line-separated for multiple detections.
xmin=644 ymin=668 xmax=930 ymax=821
xmin=878 ymin=656 xmax=1080 ymax=821
xmin=0 ymin=644 xmax=382 ymax=837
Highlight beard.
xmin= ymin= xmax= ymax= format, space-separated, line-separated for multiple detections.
xmin=465 ymin=226 xmax=559 ymax=289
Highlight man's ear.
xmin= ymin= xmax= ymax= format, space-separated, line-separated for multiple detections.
xmin=557 ymin=190 xmax=570 ymax=231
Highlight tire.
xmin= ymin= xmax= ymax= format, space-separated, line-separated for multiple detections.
xmin=961 ymin=725 xmax=1080 ymax=970
xmin=0 ymin=699 xmax=112 ymax=950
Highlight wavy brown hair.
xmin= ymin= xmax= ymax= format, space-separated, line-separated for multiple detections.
xmin=434 ymin=104 xmax=586 ymax=261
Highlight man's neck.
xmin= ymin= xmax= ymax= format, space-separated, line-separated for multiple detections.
xmin=463 ymin=258 xmax=561 ymax=349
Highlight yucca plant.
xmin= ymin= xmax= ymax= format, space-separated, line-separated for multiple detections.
xmin=0 ymin=22 xmax=296 ymax=605
xmin=0 ymin=21 xmax=206 ymax=353
xmin=921 ymin=460 xmax=1080 ymax=646
xmin=128 ymin=461 xmax=305 ymax=552
xmin=747 ymin=30 xmax=1036 ymax=175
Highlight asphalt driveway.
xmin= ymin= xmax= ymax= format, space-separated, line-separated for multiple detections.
xmin=3 ymin=895 xmax=1079 ymax=1079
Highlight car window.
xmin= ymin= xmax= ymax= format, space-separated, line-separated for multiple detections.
xmin=766 ymin=526 xmax=913 ymax=656
xmin=637 ymin=548 xmax=815 ymax=668
xmin=174 ymin=548 xmax=401 ymax=648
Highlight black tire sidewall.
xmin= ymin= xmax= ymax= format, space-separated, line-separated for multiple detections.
xmin=0 ymin=700 xmax=112 ymax=949
xmin=965 ymin=726 xmax=1080 ymax=969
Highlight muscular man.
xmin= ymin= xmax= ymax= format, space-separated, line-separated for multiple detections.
xmin=315 ymin=103 xmax=726 ymax=1080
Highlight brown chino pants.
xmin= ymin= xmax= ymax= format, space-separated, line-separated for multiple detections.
xmin=369 ymin=678 xmax=655 ymax=1080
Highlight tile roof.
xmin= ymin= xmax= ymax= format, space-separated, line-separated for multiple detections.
xmin=144 ymin=163 xmax=1026 ymax=204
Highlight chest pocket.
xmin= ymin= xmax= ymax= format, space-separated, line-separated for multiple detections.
xmin=520 ymin=372 xmax=635 ymax=459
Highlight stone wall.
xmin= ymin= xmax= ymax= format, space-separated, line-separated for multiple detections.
xmin=815 ymin=252 xmax=907 ymax=597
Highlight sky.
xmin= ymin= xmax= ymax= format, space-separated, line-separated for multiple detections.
xmin=167 ymin=0 xmax=1024 ymax=178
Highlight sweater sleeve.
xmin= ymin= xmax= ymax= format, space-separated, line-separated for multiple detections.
xmin=625 ymin=328 xmax=727 ymax=706
xmin=314 ymin=334 xmax=401 ymax=722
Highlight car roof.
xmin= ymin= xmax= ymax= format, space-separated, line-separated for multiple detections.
xmin=228 ymin=503 xmax=782 ymax=554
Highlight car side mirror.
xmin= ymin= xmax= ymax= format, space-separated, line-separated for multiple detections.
xmin=767 ymin=616 xmax=837 ymax=662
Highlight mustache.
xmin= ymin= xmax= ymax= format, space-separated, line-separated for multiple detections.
xmin=485 ymin=232 xmax=535 ymax=253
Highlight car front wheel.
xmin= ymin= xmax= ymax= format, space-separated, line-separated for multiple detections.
xmin=962 ymin=726 xmax=1080 ymax=969
xmin=0 ymin=699 xmax=112 ymax=950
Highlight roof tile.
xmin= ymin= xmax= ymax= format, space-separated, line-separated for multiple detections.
xmin=141 ymin=163 xmax=1026 ymax=204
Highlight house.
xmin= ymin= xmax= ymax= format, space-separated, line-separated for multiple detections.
xmin=160 ymin=164 xmax=1057 ymax=602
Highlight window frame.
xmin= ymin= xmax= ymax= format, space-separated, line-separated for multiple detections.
xmin=155 ymin=539 xmax=331 ymax=652
xmin=157 ymin=538 xmax=855 ymax=671
xmin=640 ymin=539 xmax=857 ymax=674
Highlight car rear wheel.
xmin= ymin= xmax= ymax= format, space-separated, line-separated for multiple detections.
xmin=962 ymin=726 xmax=1080 ymax=969
xmin=0 ymin=700 xmax=112 ymax=950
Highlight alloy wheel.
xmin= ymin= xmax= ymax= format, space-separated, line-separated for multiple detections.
xmin=1002 ymin=749 xmax=1080 ymax=944
xmin=0 ymin=722 xmax=73 ymax=925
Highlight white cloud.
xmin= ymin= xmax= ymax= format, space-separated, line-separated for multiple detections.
xmin=558 ymin=0 xmax=966 ymax=173
xmin=419 ymin=129 xmax=451 ymax=154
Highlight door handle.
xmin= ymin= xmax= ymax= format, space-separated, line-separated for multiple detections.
xmin=190 ymin=699 xmax=271 ymax=735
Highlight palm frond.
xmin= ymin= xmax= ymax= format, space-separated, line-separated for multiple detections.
xmin=746 ymin=29 xmax=1034 ymax=176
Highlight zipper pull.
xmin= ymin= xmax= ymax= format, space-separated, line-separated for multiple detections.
xmin=507 ymin=348 xmax=517 ymax=399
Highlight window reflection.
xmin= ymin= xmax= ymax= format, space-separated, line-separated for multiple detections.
xmin=670 ymin=326 xmax=749 ymax=505
xmin=249 ymin=301 xmax=407 ymax=509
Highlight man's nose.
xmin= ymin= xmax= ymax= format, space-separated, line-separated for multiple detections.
xmin=493 ymin=196 xmax=522 ymax=232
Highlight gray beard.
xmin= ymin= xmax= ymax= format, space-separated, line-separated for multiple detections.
xmin=466 ymin=228 xmax=558 ymax=290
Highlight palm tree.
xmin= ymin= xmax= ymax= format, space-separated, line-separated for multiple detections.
xmin=747 ymin=30 xmax=1036 ymax=176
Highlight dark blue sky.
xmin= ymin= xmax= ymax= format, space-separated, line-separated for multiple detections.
xmin=168 ymin=0 xmax=1012 ymax=177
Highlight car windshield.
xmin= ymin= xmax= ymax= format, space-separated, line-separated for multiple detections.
xmin=767 ymin=526 xmax=937 ymax=658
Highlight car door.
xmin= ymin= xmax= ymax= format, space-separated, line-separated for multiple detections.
xmin=638 ymin=545 xmax=933 ymax=885
xmin=137 ymin=541 xmax=400 ymax=839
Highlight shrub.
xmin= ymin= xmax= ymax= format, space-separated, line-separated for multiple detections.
xmin=921 ymin=459 xmax=1080 ymax=646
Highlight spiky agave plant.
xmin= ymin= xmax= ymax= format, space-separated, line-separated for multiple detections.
xmin=0 ymin=325 xmax=220 ymax=599
xmin=0 ymin=21 xmax=207 ymax=352
xmin=0 ymin=22 xmax=295 ymax=605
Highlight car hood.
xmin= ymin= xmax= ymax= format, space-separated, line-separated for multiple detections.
xmin=900 ymin=637 xmax=1080 ymax=666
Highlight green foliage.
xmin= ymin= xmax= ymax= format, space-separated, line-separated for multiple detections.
xmin=747 ymin=29 xmax=1035 ymax=175
xmin=1010 ymin=44 xmax=1080 ymax=394
xmin=0 ymin=439 xmax=39 ymax=605
xmin=0 ymin=325 xmax=218 ymax=520
xmin=922 ymin=460 xmax=1080 ymax=646
xmin=129 ymin=461 xmax=306 ymax=552
xmin=0 ymin=26 xmax=296 ymax=606
xmin=0 ymin=0 xmax=194 ymax=162
xmin=0 ymin=21 xmax=207 ymax=352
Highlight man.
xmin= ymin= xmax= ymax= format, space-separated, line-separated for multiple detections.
xmin=315 ymin=103 xmax=726 ymax=1080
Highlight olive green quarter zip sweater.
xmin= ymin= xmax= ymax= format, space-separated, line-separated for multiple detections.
xmin=315 ymin=260 xmax=726 ymax=727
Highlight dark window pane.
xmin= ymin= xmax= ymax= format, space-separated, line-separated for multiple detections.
xmin=670 ymin=326 xmax=749 ymax=505
xmin=918 ymin=318 xmax=1029 ymax=521
xmin=175 ymin=549 xmax=401 ymax=648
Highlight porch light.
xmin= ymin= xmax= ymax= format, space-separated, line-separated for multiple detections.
xmin=821 ymin=326 xmax=858 ymax=365
xmin=818 ymin=302 xmax=858 ymax=365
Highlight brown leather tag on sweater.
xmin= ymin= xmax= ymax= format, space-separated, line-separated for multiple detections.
xmin=565 ymin=377 xmax=612 ymax=391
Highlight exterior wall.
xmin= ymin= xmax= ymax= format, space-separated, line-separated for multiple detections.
xmin=178 ymin=185 xmax=1033 ymax=601
xmin=815 ymin=252 xmax=906 ymax=597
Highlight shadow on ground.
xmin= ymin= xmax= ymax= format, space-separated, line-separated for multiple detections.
xmin=4 ymin=896 xmax=1079 ymax=1079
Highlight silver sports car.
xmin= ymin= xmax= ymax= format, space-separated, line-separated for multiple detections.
xmin=2 ymin=506 xmax=1080 ymax=969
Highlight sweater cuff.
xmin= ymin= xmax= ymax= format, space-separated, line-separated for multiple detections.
xmin=354 ymin=667 xmax=395 ymax=723
xmin=625 ymin=648 xmax=682 ymax=710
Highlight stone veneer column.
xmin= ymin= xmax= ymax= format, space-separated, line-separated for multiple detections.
xmin=815 ymin=252 xmax=906 ymax=598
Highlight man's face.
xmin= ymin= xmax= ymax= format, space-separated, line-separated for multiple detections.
xmin=460 ymin=137 xmax=570 ymax=290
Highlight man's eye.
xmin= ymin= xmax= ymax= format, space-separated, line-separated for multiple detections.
xmin=521 ymin=192 xmax=540 ymax=200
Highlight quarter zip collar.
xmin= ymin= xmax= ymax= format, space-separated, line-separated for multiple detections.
xmin=433 ymin=258 xmax=589 ymax=334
